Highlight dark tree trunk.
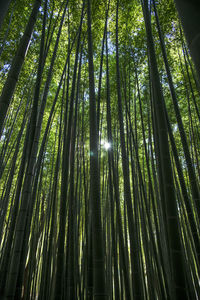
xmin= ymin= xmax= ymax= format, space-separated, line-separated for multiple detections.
xmin=174 ymin=0 xmax=200 ymax=81
xmin=0 ymin=0 xmax=41 ymax=137
xmin=0 ymin=0 xmax=12 ymax=30
xmin=87 ymin=0 xmax=107 ymax=298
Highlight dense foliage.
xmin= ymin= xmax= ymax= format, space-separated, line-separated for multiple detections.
xmin=0 ymin=0 xmax=200 ymax=299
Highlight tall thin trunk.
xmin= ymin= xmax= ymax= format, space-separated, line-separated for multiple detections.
xmin=116 ymin=1 xmax=142 ymax=298
xmin=0 ymin=0 xmax=12 ymax=30
xmin=87 ymin=0 xmax=107 ymax=298
xmin=54 ymin=4 xmax=84 ymax=298
xmin=152 ymin=0 xmax=200 ymax=222
xmin=174 ymin=0 xmax=200 ymax=81
xmin=142 ymin=0 xmax=187 ymax=298
xmin=0 ymin=0 xmax=41 ymax=137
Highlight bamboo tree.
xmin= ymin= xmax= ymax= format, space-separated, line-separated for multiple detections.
xmin=54 ymin=3 xmax=84 ymax=298
xmin=0 ymin=0 xmax=12 ymax=30
xmin=106 ymin=28 xmax=132 ymax=299
xmin=152 ymin=0 xmax=200 ymax=222
xmin=174 ymin=0 xmax=200 ymax=81
xmin=3 ymin=2 xmax=68 ymax=298
xmin=116 ymin=1 xmax=142 ymax=298
xmin=87 ymin=0 xmax=107 ymax=298
xmin=0 ymin=0 xmax=41 ymax=136
xmin=142 ymin=0 xmax=187 ymax=298
xmin=0 ymin=0 xmax=16 ymax=57
xmin=0 ymin=1 xmax=200 ymax=299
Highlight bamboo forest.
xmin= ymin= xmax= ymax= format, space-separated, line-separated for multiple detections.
xmin=0 ymin=0 xmax=200 ymax=299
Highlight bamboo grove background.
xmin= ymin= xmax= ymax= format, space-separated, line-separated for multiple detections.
xmin=0 ymin=0 xmax=200 ymax=299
